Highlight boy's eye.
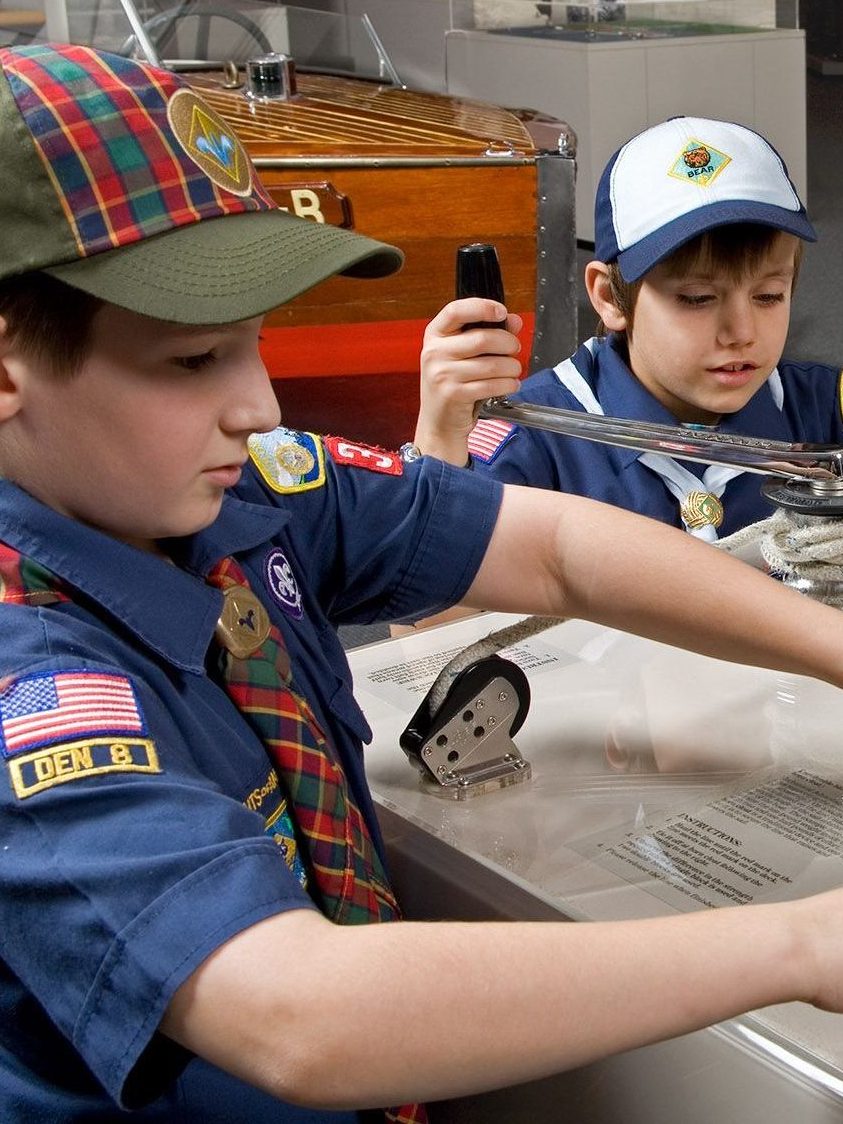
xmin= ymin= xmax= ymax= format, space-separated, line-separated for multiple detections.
xmin=755 ymin=292 xmax=786 ymax=306
xmin=176 ymin=350 xmax=217 ymax=371
xmin=676 ymin=293 xmax=714 ymax=307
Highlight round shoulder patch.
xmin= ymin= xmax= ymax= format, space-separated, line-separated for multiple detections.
xmin=167 ymin=88 xmax=253 ymax=197
xmin=265 ymin=548 xmax=303 ymax=620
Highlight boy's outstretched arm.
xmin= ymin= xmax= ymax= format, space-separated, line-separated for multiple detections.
xmin=163 ymin=888 xmax=842 ymax=1110
xmin=414 ymin=297 xmax=523 ymax=464
xmin=465 ymin=484 xmax=843 ymax=689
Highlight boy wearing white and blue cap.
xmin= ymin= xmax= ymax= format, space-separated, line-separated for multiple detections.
xmin=415 ymin=117 xmax=839 ymax=541
xmin=9 ymin=50 xmax=843 ymax=1124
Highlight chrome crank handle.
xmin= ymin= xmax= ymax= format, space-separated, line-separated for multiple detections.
xmin=478 ymin=397 xmax=843 ymax=484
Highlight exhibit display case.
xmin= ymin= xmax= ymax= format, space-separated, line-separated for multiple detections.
xmin=445 ymin=0 xmax=807 ymax=240
xmin=349 ymin=612 xmax=843 ymax=1122
xmin=456 ymin=0 xmax=796 ymax=35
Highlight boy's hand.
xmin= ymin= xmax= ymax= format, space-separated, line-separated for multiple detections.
xmin=415 ymin=298 xmax=523 ymax=465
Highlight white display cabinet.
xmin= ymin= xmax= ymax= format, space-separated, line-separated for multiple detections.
xmin=445 ymin=0 xmax=807 ymax=240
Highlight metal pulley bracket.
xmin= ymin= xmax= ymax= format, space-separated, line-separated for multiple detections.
xmin=399 ymin=655 xmax=531 ymax=799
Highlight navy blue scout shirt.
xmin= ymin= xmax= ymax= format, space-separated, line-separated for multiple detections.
xmin=471 ymin=334 xmax=843 ymax=537
xmin=0 ymin=431 xmax=502 ymax=1123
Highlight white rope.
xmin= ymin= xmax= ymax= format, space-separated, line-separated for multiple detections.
xmin=426 ymin=615 xmax=562 ymax=711
xmin=718 ymin=509 xmax=843 ymax=608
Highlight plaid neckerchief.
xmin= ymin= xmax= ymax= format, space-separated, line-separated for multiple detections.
xmin=0 ymin=542 xmax=70 ymax=607
xmin=206 ymin=555 xmax=427 ymax=1124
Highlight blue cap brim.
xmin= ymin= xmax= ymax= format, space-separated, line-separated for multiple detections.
xmin=616 ymin=199 xmax=817 ymax=282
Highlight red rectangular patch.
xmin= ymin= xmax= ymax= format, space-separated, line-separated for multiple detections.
xmin=324 ymin=436 xmax=403 ymax=475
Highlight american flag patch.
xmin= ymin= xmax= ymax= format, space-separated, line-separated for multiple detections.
xmin=0 ymin=670 xmax=145 ymax=757
xmin=467 ymin=418 xmax=516 ymax=463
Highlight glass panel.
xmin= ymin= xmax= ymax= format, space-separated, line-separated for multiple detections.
xmin=451 ymin=0 xmax=797 ymax=36
xmin=29 ymin=2 xmax=401 ymax=83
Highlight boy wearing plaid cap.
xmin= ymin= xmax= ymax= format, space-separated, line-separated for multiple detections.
xmin=6 ymin=45 xmax=843 ymax=1124
xmin=415 ymin=117 xmax=840 ymax=542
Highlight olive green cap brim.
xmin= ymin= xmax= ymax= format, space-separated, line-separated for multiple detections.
xmin=44 ymin=208 xmax=403 ymax=324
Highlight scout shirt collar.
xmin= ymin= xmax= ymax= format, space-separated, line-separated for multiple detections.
xmin=0 ymin=479 xmax=288 ymax=673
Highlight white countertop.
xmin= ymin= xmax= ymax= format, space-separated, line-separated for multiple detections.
xmin=348 ymin=612 xmax=843 ymax=1090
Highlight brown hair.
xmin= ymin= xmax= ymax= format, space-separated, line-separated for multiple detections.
xmin=597 ymin=225 xmax=804 ymax=338
xmin=0 ymin=272 xmax=103 ymax=378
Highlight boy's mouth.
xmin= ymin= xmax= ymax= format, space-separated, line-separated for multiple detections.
xmin=204 ymin=462 xmax=246 ymax=487
xmin=707 ymin=362 xmax=760 ymax=391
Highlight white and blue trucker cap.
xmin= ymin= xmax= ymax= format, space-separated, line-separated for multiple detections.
xmin=594 ymin=116 xmax=816 ymax=282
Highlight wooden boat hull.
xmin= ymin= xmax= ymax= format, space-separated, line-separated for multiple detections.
xmin=192 ymin=73 xmax=578 ymax=446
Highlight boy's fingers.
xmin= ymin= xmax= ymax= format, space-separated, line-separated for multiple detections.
xmin=434 ymin=377 xmax=522 ymax=419
xmin=467 ymin=326 xmax=522 ymax=357
xmin=422 ymin=329 xmax=521 ymax=366
xmin=465 ymin=376 xmax=522 ymax=401
xmin=423 ymin=356 xmax=522 ymax=391
xmin=426 ymin=298 xmax=509 ymax=337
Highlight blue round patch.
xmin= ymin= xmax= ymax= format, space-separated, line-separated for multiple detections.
xmin=265 ymin=548 xmax=303 ymax=620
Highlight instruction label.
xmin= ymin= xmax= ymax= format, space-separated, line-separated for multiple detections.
xmin=590 ymin=769 xmax=843 ymax=910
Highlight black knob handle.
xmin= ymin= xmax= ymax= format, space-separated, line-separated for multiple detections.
xmin=456 ymin=243 xmax=506 ymax=330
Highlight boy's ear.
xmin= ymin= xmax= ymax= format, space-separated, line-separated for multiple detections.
xmin=585 ymin=261 xmax=628 ymax=332
xmin=0 ymin=317 xmax=23 ymax=421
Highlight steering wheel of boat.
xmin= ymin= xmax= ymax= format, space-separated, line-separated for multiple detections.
xmin=121 ymin=7 xmax=273 ymax=60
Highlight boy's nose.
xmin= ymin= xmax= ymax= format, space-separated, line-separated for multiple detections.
xmin=717 ymin=298 xmax=756 ymax=347
xmin=224 ymin=358 xmax=282 ymax=435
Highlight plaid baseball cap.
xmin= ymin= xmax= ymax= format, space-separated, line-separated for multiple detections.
xmin=594 ymin=116 xmax=816 ymax=283
xmin=0 ymin=43 xmax=402 ymax=323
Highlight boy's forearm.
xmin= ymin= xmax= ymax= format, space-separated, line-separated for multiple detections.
xmin=318 ymin=904 xmax=811 ymax=1104
xmin=163 ymin=898 xmax=819 ymax=1110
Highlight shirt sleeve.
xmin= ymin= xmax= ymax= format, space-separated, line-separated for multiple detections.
xmin=247 ymin=446 xmax=505 ymax=626
xmin=472 ymin=370 xmax=596 ymax=492
xmin=474 ymin=427 xmax=565 ymax=489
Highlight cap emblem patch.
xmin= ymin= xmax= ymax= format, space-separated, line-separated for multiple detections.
xmin=668 ymin=139 xmax=731 ymax=188
xmin=168 ymin=88 xmax=252 ymax=197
